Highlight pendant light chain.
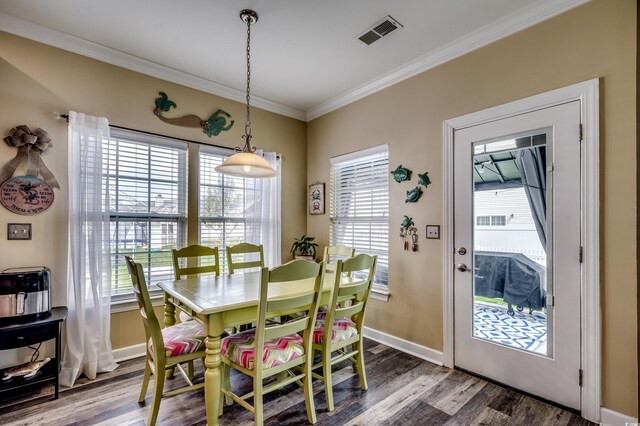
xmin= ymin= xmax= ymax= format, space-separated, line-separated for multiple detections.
xmin=214 ymin=9 xmax=276 ymax=178
xmin=242 ymin=13 xmax=255 ymax=152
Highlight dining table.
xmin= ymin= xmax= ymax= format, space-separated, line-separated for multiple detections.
xmin=157 ymin=267 xmax=362 ymax=426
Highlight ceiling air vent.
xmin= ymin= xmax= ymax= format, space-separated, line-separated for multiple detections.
xmin=357 ymin=15 xmax=403 ymax=46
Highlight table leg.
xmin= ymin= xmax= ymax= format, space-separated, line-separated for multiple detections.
xmin=204 ymin=313 xmax=224 ymax=426
xmin=164 ymin=294 xmax=176 ymax=327
xmin=164 ymin=295 xmax=176 ymax=378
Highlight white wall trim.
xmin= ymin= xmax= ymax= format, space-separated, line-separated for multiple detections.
xmin=442 ymin=79 xmax=600 ymax=422
xmin=599 ymin=408 xmax=638 ymax=426
xmin=113 ymin=343 xmax=146 ymax=363
xmin=0 ymin=12 xmax=306 ymax=122
xmin=363 ymin=326 xmax=444 ymax=366
xmin=306 ymin=0 xmax=589 ymax=121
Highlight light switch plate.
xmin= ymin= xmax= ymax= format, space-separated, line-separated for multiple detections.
xmin=8 ymin=223 xmax=31 ymax=240
xmin=426 ymin=225 xmax=440 ymax=239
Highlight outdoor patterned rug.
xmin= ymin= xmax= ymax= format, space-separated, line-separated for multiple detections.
xmin=473 ymin=302 xmax=547 ymax=354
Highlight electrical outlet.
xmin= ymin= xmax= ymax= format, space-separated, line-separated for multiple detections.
xmin=426 ymin=225 xmax=440 ymax=239
xmin=8 ymin=223 xmax=31 ymax=240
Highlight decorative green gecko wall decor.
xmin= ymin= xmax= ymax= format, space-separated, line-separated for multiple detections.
xmin=153 ymin=91 xmax=234 ymax=137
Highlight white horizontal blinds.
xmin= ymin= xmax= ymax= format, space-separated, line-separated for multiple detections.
xmin=330 ymin=145 xmax=389 ymax=286
xmin=106 ymin=129 xmax=188 ymax=296
xmin=199 ymin=146 xmax=258 ymax=274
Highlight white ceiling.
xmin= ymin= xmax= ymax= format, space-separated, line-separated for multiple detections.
xmin=0 ymin=0 xmax=587 ymax=121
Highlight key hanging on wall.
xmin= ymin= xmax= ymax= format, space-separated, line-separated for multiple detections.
xmin=409 ymin=227 xmax=418 ymax=252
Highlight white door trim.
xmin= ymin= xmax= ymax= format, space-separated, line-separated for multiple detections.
xmin=442 ymin=79 xmax=600 ymax=422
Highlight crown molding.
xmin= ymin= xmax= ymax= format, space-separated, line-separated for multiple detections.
xmin=0 ymin=12 xmax=307 ymax=121
xmin=0 ymin=0 xmax=589 ymax=123
xmin=306 ymin=0 xmax=590 ymax=121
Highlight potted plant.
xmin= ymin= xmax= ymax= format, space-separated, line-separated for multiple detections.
xmin=290 ymin=235 xmax=318 ymax=261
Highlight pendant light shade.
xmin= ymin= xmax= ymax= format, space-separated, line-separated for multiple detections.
xmin=215 ymin=151 xmax=277 ymax=177
xmin=215 ymin=9 xmax=277 ymax=179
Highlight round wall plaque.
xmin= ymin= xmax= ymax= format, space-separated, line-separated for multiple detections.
xmin=0 ymin=176 xmax=54 ymax=215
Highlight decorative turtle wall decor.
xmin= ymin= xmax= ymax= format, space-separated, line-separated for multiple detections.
xmin=405 ymin=186 xmax=422 ymax=203
xmin=153 ymin=91 xmax=234 ymax=137
xmin=401 ymin=215 xmax=414 ymax=232
xmin=418 ymin=172 xmax=431 ymax=188
xmin=399 ymin=216 xmax=418 ymax=252
xmin=390 ymin=165 xmax=412 ymax=183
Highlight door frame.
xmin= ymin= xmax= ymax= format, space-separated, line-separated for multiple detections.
xmin=442 ymin=79 xmax=600 ymax=422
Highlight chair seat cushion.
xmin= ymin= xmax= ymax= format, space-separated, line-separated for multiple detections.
xmin=221 ymin=330 xmax=304 ymax=370
xmin=313 ymin=312 xmax=358 ymax=344
xmin=149 ymin=320 xmax=206 ymax=358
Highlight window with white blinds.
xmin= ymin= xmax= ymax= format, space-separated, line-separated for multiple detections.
xmin=199 ymin=146 xmax=257 ymax=274
xmin=107 ymin=129 xmax=188 ymax=298
xmin=330 ymin=145 xmax=389 ymax=286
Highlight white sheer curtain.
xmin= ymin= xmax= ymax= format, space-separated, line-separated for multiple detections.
xmin=246 ymin=150 xmax=281 ymax=267
xmin=60 ymin=111 xmax=118 ymax=387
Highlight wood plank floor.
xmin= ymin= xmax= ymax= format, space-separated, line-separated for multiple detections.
xmin=0 ymin=339 xmax=593 ymax=426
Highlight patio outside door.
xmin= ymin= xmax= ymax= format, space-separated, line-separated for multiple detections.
xmin=453 ymin=101 xmax=581 ymax=409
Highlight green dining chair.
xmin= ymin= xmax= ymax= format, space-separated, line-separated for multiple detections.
xmin=172 ymin=244 xmax=220 ymax=280
xmin=311 ymin=253 xmax=377 ymax=412
xmin=172 ymin=244 xmax=220 ymax=323
xmin=125 ymin=256 xmax=206 ymax=426
xmin=220 ymin=260 xmax=324 ymax=425
xmin=322 ymin=244 xmax=355 ymax=265
xmin=226 ymin=242 xmax=265 ymax=274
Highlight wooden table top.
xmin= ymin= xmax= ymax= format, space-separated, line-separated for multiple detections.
xmin=157 ymin=270 xmax=361 ymax=316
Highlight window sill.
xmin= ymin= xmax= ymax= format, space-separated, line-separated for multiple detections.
xmin=370 ymin=286 xmax=390 ymax=302
xmin=110 ymin=294 xmax=165 ymax=314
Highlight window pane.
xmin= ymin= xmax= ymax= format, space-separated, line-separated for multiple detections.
xmin=477 ymin=216 xmax=491 ymax=226
xmin=107 ymin=129 xmax=187 ymax=297
xmin=491 ymin=215 xmax=507 ymax=226
xmin=330 ymin=146 xmax=389 ymax=286
xmin=199 ymin=148 xmax=253 ymax=274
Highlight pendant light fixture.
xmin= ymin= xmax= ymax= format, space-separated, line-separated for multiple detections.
xmin=215 ymin=9 xmax=277 ymax=178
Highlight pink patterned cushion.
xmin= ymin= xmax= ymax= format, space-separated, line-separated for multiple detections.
xmin=313 ymin=312 xmax=358 ymax=344
xmin=221 ymin=330 xmax=304 ymax=370
xmin=149 ymin=320 xmax=206 ymax=358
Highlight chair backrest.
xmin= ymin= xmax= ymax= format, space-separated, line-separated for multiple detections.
xmin=125 ymin=256 xmax=164 ymax=358
xmin=323 ymin=253 xmax=377 ymax=339
xmin=226 ymin=242 xmax=264 ymax=274
xmin=323 ymin=244 xmax=355 ymax=264
xmin=172 ymin=244 xmax=220 ymax=280
xmin=253 ymin=260 xmax=323 ymax=371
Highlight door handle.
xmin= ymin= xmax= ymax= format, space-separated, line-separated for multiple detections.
xmin=456 ymin=263 xmax=470 ymax=272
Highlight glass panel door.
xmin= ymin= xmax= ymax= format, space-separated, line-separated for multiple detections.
xmin=471 ymin=130 xmax=552 ymax=357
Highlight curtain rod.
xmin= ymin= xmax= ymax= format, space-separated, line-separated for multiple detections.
xmin=54 ymin=113 xmax=283 ymax=159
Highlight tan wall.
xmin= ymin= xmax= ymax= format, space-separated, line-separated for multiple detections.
xmin=0 ymin=32 xmax=307 ymax=354
xmin=307 ymin=0 xmax=637 ymax=417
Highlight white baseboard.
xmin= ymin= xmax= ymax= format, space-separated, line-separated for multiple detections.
xmin=363 ymin=326 xmax=444 ymax=366
xmin=600 ymin=407 xmax=638 ymax=426
xmin=112 ymin=343 xmax=146 ymax=362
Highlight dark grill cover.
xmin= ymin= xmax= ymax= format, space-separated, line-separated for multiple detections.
xmin=474 ymin=251 xmax=546 ymax=310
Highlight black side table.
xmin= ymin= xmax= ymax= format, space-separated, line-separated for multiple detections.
xmin=0 ymin=306 xmax=68 ymax=400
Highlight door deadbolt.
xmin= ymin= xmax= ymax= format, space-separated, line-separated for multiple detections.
xmin=457 ymin=247 xmax=467 ymax=255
